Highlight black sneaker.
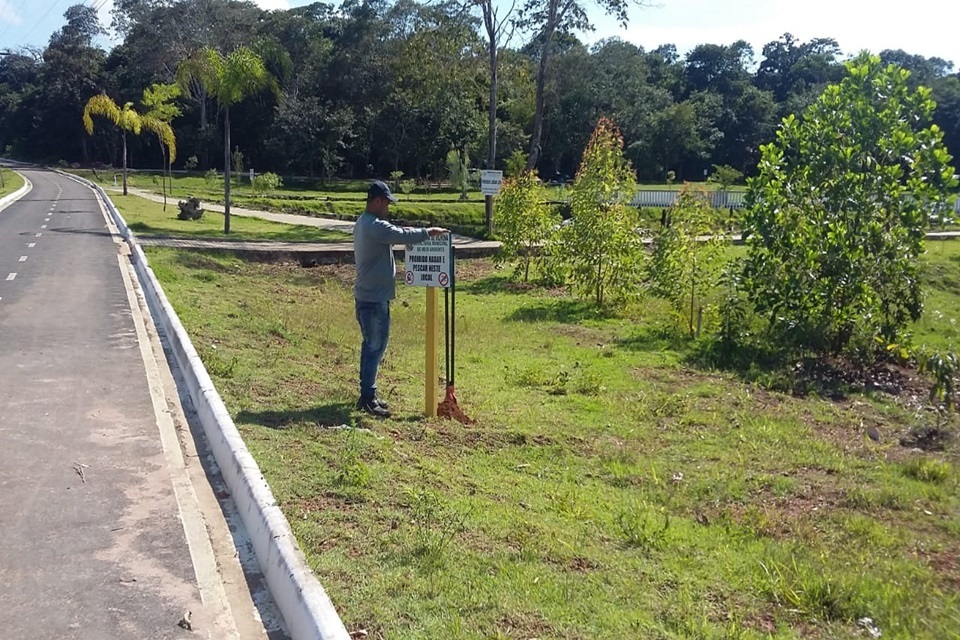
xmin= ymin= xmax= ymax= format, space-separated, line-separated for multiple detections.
xmin=373 ymin=397 xmax=390 ymax=411
xmin=357 ymin=397 xmax=391 ymax=419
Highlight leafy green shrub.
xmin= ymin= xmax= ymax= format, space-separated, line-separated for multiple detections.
xmin=204 ymin=168 xmax=220 ymax=188
xmin=919 ymin=349 xmax=959 ymax=410
xmin=493 ymin=170 xmax=559 ymax=281
xmin=741 ymin=54 xmax=957 ymax=361
xmin=649 ymin=184 xmax=726 ymax=338
xmin=333 ymin=431 xmax=371 ymax=489
xmin=504 ymin=149 xmax=527 ymax=177
xmin=389 ymin=169 xmax=403 ymax=191
xmin=252 ymin=171 xmax=283 ymax=195
xmin=184 ymin=155 xmax=198 ymax=171
xmin=707 ymin=164 xmax=743 ymax=190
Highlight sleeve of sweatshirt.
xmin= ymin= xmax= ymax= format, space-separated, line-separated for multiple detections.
xmin=369 ymin=218 xmax=430 ymax=245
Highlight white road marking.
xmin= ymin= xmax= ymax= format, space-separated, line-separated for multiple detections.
xmin=35 ymin=233 xmax=41 ymax=237
xmin=19 ymin=256 xmax=27 ymax=262
xmin=40 ymin=224 xmax=46 ymax=229
xmin=6 ymin=273 xmax=15 ymax=281
xmin=27 ymin=243 xmax=35 ymax=248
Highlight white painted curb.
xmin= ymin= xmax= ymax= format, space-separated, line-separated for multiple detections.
xmin=60 ymin=171 xmax=351 ymax=640
xmin=0 ymin=171 xmax=33 ymax=211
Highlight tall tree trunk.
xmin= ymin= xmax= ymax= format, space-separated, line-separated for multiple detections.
xmin=122 ymin=130 xmax=128 ymax=196
xmin=224 ymin=106 xmax=231 ymax=235
xmin=526 ymin=15 xmax=557 ymax=172
xmin=161 ymin=143 xmax=167 ymax=211
xmin=199 ymin=89 xmax=210 ymax=171
xmin=485 ymin=14 xmax=498 ymax=171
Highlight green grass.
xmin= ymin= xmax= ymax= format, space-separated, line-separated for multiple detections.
xmin=0 ymin=168 xmax=25 ymax=198
xmin=144 ymin=242 xmax=960 ymax=639
xmin=68 ymin=169 xmax=753 ymax=239
xmin=109 ymin=193 xmax=351 ymax=243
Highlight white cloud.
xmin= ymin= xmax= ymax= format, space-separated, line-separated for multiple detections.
xmin=0 ymin=0 xmax=22 ymax=26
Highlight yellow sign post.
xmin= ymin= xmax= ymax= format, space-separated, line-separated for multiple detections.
xmin=405 ymin=235 xmax=451 ymax=418
xmin=425 ymin=287 xmax=439 ymax=417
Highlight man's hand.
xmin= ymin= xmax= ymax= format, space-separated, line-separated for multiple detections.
xmin=427 ymin=227 xmax=449 ymax=237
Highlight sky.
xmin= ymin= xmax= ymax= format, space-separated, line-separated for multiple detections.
xmin=0 ymin=0 xmax=957 ymax=70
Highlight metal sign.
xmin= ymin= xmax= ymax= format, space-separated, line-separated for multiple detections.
xmin=480 ymin=170 xmax=503 ymax=196
xmin=405 ymin=235 xmax=452 ymax=288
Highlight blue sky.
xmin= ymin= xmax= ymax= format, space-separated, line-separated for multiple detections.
xmin=1 ymin=0 xmax=957 ymax=69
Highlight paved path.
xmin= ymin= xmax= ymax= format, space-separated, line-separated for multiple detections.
xmin=112 ymin=185 xmax=502 ymax=250
xmin=0 ymin=169 xmax=280 ymax=639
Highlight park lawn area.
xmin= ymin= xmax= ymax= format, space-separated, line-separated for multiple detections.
xmin=110 ymin=193 xmax=351 ymax=243
xmin=0 ymin=168 xmax=25 ymax=198
xmin=144 ymin=242 xmax=960 ymax=639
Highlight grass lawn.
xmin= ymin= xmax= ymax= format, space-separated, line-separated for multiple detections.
xmin=0 ymin=168 xmax=25 ymax=198
xmin=145 ymin=241 xmax=960 ymax=639
xmin=69 ymin=169 xmax=755 ymax=239
xmin=110 ymin=193 xmax=351 ymax=243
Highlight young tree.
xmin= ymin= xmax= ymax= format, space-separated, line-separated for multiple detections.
xmin=561 ymin=117 xmax=644 ymax=306
xmin=494 ymin=170 xmax=559 ymax=281
xmin=742 ymin=53 xmax=958 ymax=359
xmin=649 ymin=185 xmax=726 ymax=338
xmin=82 ymin=95 xmax=157 ymax=196
xmin=141 ymin=83 xmax=181 ymax=210
xmin=176 ymin=46 xmax=275 ymax=234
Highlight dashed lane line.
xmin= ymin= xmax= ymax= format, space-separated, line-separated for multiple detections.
xmin=19 ymin=256 xmax=27 ymax=262
xmin=6 ymin=273 xmax=16 ymax=281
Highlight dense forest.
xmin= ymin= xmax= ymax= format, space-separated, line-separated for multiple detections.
xmin=1 ymin=0 xmax=958 ymax=183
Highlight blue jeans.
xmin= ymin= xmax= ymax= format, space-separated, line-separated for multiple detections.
xmin=355 ymin=300 xmax=390 ymax=401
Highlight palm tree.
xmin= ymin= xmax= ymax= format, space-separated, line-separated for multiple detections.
xmin=176 ymin=47 xmax=274 ymax=234
xmin=83 ymin=95 xmax=144 ymax=196
xmin=141 ymin=117 xmax=177 ymax=210
xmin=142 ymin=83 xmax=182 ymax=210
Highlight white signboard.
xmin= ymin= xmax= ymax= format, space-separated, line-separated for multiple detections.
xmin=404 ymin=235 xmax=452 ymax=288
xmin=480 ymin=170 xmax=503 ymax=196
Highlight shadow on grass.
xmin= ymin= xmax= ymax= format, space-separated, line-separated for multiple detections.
xmin=236 ymin=402 xmax=356 ymax=429
xmin=615 ymin=324 xmax=690 ymax=354
xmin=462 ymin=275 xmax=540 ymax=296
xmin=506 ymin=299 xmax=617 ymax=324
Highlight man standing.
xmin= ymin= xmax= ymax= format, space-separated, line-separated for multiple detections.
xmin=354 ymin=180 xmax=448 ymax=418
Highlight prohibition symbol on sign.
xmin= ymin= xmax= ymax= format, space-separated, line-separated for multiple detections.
xmin=404 ymin=271 xmax=414 ymax=285
xmin=438 ymin=272 xmax=449 ymax=287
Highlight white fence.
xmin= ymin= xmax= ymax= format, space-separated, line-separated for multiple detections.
xmin=630 ymin=190 xmax=960 ymax=214
xmin=630 ymin=189 xmax=747 ymax=209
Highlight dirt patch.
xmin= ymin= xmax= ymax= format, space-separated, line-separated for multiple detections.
xmin=496 ymin=612 xmax=555 ymax=638
xmin=454 ymin=259 xmax=498 ymax=282
xmin=922 ymin=546 xmax=960 ymax=589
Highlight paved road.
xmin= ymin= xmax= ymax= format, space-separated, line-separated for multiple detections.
xmin=0 ymin=169 xmax=271 ymax=639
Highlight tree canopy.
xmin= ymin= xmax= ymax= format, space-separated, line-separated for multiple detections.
xmin=0 ymin=1 xmax=957 ymax=184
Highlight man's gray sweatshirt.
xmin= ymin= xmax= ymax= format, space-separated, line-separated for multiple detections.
xmin=353 ymin=212 xmax=430 ymax=302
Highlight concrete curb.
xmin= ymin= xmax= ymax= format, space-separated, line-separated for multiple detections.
xmin=0 ymin=171 xmax=33 ymax=211
xmin=59 ymin=170 xmax=351 ymax=640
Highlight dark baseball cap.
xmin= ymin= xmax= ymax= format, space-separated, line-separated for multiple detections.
xmin=367 ymin=180 xmax=398 ymax=203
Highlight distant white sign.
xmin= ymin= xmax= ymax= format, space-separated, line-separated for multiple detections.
xmin=480 ymin=170 xmax=503 ymax=196
xmin=404 ymin=235 xmax=452 ymax=288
